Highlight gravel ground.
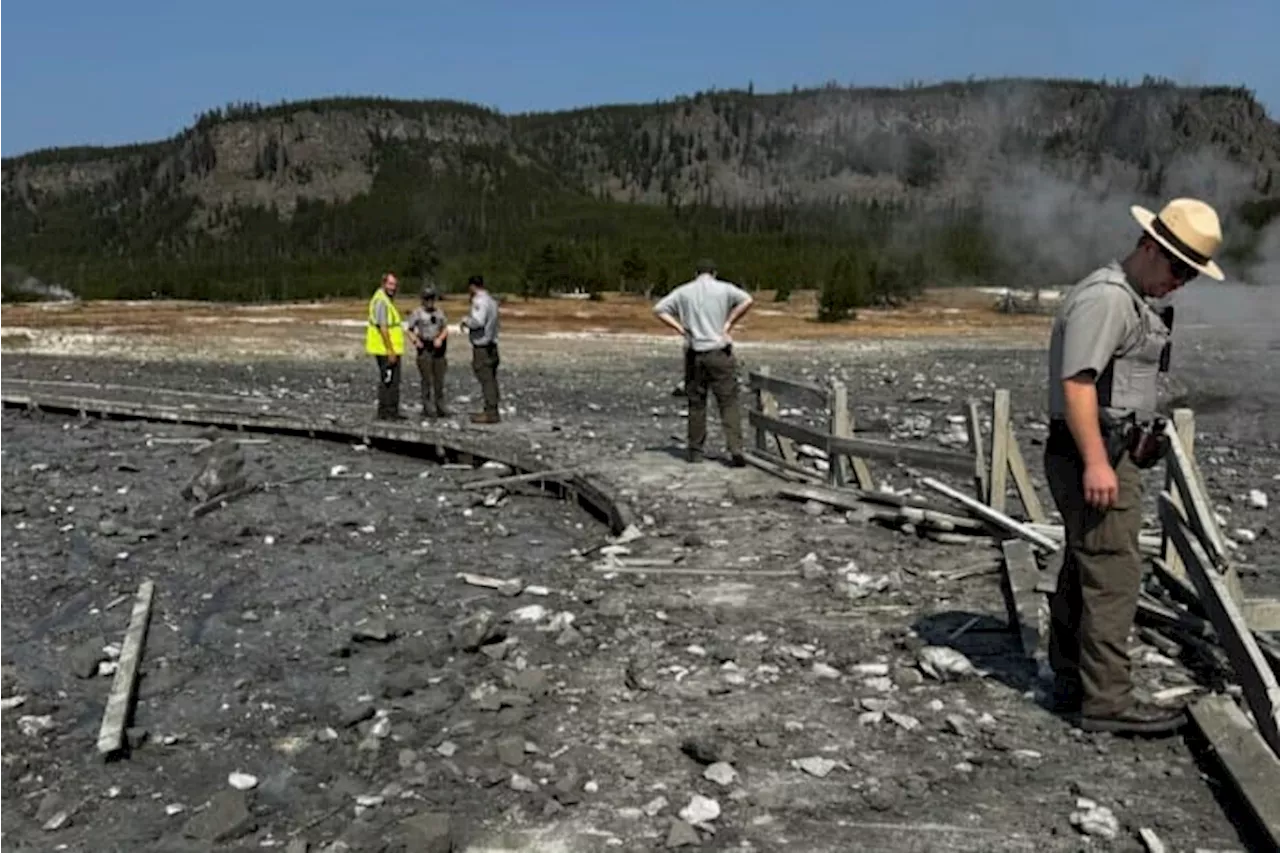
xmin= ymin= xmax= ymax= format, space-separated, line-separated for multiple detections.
xmin=2 ymin=328 xmax=1277 ymax=852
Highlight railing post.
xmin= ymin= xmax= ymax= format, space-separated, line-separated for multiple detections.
xmin=1162 ymin=408 xmax=1195 ymax=585
xmin=989 ymin=389 xmax=1011 ymax=513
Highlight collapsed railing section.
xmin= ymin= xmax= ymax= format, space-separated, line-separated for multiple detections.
xmin=750 ymin=366 xmax=1280 ymax=846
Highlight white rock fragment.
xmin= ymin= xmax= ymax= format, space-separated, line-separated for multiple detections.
xmin=852 ymin=663 xmax=889 ymax=676
xmin=917 ymin=646 xmax=984 ymax=680
xmin=642 ymin=796 xmax=669 ymax=817
xmin=1233 ymin=528 xmax=1257 ymax=544
xmin=510 ymin=774 xmax=538 ymax=792
xmin=18 ymin=715 xmax=54 ymax=737
xmin=507 ymin=604 xmax=548 ymax=623
xmin=886 ymin=711 xmax=921 ymax=731
xmin=679 ymin=794 xmax=721 ymax=825
xmin=1248 ymin=489 xmax=1268 ymax=509
xmin=811 ymin=662 xmax=842 ymax=679
xmin=436 ymin=740 xmax=457 ymax=757
xmin=1070 ymin=798 xmax=1119 ymax=840
xmin=791 ymin=756 xmax=837 ymax=778
xmin=228 ymin=772 xmax=259 ymax=790
xmin=703 ymin=762 xmax=738 ymax=786
xmin=0 ymin=695 xmax=27 ymax=711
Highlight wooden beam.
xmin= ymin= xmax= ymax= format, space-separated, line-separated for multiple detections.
xmin=1161 ymin=409 xmax=1195 ymax=585
xmin=1160 ymin=492 xmax=1280 ymax=757
xmin=741 ymin=450 xmax=823 ymax=483
xmin=829 ymin=380 xmax=873 ymax=490
xmin=752 ymin=368 xmax=798 ymax=464
xmin=97 ymin=580 xmax=155 ymax=758
xmin=460 ymin=468 xmax=581 ymax=491
xmin=1000 ymin=539 xmax=1046 ymax=661
xmin=746 ymin=370 xmax=829 ymax=409
xmin=989 ymin=390 xmax=1011 ymax=513
xmin=920 ymin=477 xmax=1060 ymax=553
xmin=1244 ymin=598 xmax=1280 ymax=634
xmin=826 ymin=432 xmax=977 ymax=476
xmin=965 ymin=399 xmax=989 ymax=503
xmin=1163 ymin=417 xmax=1228 ymax=567
xmin=1188 ymin=694 xmax=1280 ymax=848
xmin=1004 ymin=420 xmax=1047 ymax=523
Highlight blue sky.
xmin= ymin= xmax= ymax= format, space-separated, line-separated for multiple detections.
xmin=3 ymin=0 xmax=1277 ymax=157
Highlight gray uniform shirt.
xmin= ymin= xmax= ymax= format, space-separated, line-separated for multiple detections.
xmin=1048 ymin=261 xmax=1169 ymax=420
xmin=462 ymin=290 xmax=499 ymax=346
xmin=404 ymin=307 xmax=448 ymax=351
xmin=654 ymin=274 xmax=752 ymax=352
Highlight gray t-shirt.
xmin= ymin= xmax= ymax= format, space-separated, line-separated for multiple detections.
xmin=372 ymin=298 xmax=390 ymax=327
xmin=404 ymin=307 xmax=448 ymax=350
xmin=1047 ymin=261 xmax=1145 ymax=419
xmin=654 ymin=274 xmax=752 ymax=352
xmin=462 ymin=290 xmax=499 ymax=346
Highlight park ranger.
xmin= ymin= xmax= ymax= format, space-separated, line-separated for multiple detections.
xmin=404 ymin=285 xmax=450 ymax=418
xmin=1044 ymin=197 xmax=1225 ymax=735
xmin=654 ymin=258 xmax=755 ymax=467
xmin=459 ymin=274 xmax=502 ymax=424
xmin=366 ymin=272 xmax=405 ymax=421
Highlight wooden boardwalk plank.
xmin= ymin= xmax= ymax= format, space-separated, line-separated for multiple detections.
xmin=97 ymin=580 xmax=155 ymax=758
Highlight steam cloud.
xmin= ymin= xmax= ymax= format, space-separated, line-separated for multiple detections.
xmin=2 ymin=273 xmax=77 ymax=302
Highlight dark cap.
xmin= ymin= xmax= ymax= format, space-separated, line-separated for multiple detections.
xmin=421 ymin=286 xmax=437 ymax=299
xmin=695 ymin=258 xmax=716 ymax=274
xmin=467 ymin=274 xmax=485 ymax=288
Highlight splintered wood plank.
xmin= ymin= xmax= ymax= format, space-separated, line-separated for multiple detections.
xmin=829 ymin=380 xmax=873 ymax=490
xmin=754 ymin=367 xmax=798 ymax=464
xmin=965 ymin=399 xmax=989 ymax=503
xmin=989 ymin=390 xmax=1011 ymax=513
xmin=1243 ymin=597 xmax=1280 ymax=634
xmin=97 ymin=579 xmax=156 ymax=758
xmin=921 ymin=477 xmax=1060 ymax=553
xmin=1004 ymin=420 xmax=1047 ymax=523
xmin=1188 ymin=694 xmax=1280 ymax=848
xmin=1161 ymin=409 xmax=1195 ymax=584
xmin=1000 ymin=539 xmax=1046 ymax=661
xmin=1161 ymin=492 xmax=1280 ymax=758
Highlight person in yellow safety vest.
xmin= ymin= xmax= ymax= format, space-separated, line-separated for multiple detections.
xmin=366 ymin=272 xmax=406 ymax=420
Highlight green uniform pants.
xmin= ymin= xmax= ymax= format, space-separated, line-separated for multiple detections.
xmin=687 ymin=347 xmax=743 ymax=456
xmin=472 ymin=343 xmax=500 ymax=415
xmin=416 ymin=350 xmax=447 ymax=414
xmin=1045 ymin=447 xmax=1143 ymax=717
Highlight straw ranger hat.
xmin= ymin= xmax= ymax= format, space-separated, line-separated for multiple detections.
xmin=1130 ymin=197 xmax=1225 ymax=281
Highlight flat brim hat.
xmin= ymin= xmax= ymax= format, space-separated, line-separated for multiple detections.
xmin=1130 ymin=197 xmax=1225 ymax=281
xmin=421 ymin=286 xmax=437 ymax=299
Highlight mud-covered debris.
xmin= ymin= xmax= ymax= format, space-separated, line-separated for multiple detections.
xmin=626 ymin=655 xmax=658 ymax=692
xmin=678 ymin=794 xmax=720 ymax=825
xmin=181 ymin=439 xmax=248 ymax=503
xmin=68 ymin=639 xmax=105 ymax=679
xmin=666 ymin=819 xmax=702 ymax=848
xmin=449 ymin=608 xmax=502 ymax=652
xmin=703 ymin=761 xmax=738 ymax=786
xmin=1070 ymin=798 xmax=1119 ymax=840
xmin=791 ymin=756 xmax=838 ymax=778
xmin=496 ymin=735 xmax=525 ymax=766
xmin=680 ymin=734 xmax=735 ymax=766
xmin=182 ymin=790 xmax=256 ymax=843
xmin=917 ymin=646 xmax=984 ymax=680
xmin=398 ymin=811 xmax=454 ymax=853
xmin=352 ymin=617 xmax=395 ymax=643
xmin=337 ymin=699 xmax=375 ymax=728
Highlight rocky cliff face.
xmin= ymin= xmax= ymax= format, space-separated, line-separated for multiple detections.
xmin=4 ymin=79 xmax=1276 ymax=224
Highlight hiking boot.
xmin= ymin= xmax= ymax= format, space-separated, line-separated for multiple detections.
xmin=470 ymin=412 xmax=500 ymax=424
xmin=1071 ymin=702 xmax=1187 ymax=736
xmin=727 ymin=453 xmax=747 ymax=469
xmin=377 ymin=411 xmax=408 ymax=422
xmin=1049 ymin=678 xmax=1082 ymax=714
xmin=435 ymin=407 xmax=450 ymax=418
xmin=685 ymin=447 xmax=704 ymax=464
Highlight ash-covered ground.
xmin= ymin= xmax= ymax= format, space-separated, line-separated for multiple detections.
xmin=2 ymin=323 xmax=1277 ymax=852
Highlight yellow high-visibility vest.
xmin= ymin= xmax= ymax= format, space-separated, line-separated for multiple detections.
xmin=365 ymin=288 xmax=404 ymax=355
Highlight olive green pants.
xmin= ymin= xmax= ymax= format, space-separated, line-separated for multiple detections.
xmin=687 ymin=347 xmax=743 ymax=456
xmin=1045 ymin=449 xmax=1143 ymax=717
xmin=471 ymin=343 xmax=500 ymax=415
xmin=415 ymin=351 xmax=447 ymax=414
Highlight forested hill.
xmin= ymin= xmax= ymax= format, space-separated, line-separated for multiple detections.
xmin=3 ymin=77 xmax=1278 ymax=304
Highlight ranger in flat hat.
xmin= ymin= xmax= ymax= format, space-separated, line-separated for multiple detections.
xmin=1043 ymin=197 xmax=1225 ymax=736
xmin=403 ymin=285 xmax=450 ymax=418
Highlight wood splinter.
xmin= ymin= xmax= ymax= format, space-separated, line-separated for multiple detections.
xmin=97 ymin=579 xmax=155 ymax=759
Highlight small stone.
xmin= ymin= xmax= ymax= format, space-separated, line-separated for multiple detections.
xmin=1248 ymin=489 xmax=1268 ymax=509
xmin=398 ymin=811 xmax=453 ymax=853
xmin=398 ymin=748 xmax=418 ymax=769
xmin=643 ymin=796 xmax=669 ymax=817
xmin=352 ymin=618 xmax=394 ymax=643
xmin=496 ymin=736 xmax=525 ymax=766
xmin=510 ymin=773 xmax=538 ymax=792
xmin=228 ymin=772 xmax=258 ymax=791
xmin=703 ymin=762 xmax=738 ymax=786
xmin=507 ymin=604 xmax=548 ymax=623
xmin=1070 ymin=802 xmax=1119 ymax=840
xmin=791 ymin=756 xmax=837 ymax=778
xmin=756 ymin=732 xmax=779 ymax=748
xmin=583 ymin=780 xmax=599 ymax=794
xmin=680 ymin=734 xmax=733 ymax=765
xmin=435 ymin=740 xmax=457 ymax=757
xmin=678 ymin=794 xmax=720 ymax=825
xmin=811 ymin=662 xmax=842 ymax=679
xmin=182 ymin=791 xmax=255 ymax=842
xmin=665 ymin=820 xmax=702 ymax=848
